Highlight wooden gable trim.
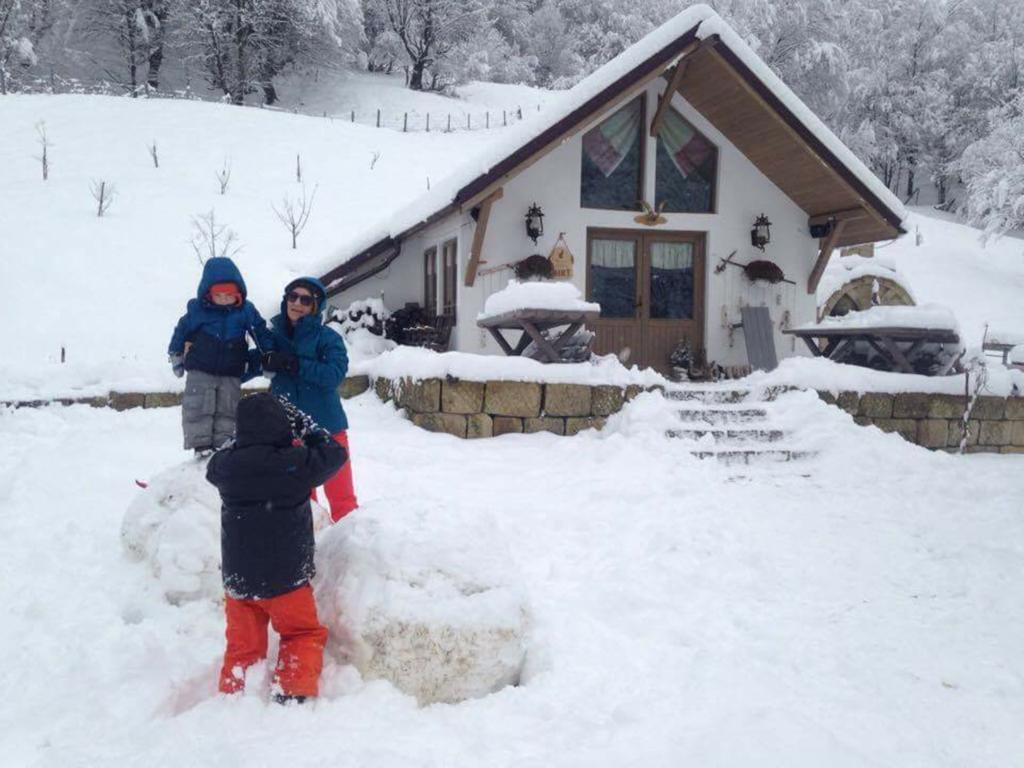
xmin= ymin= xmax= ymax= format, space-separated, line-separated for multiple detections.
xmin=455 ymin=33 xmax=704 ymax=212
xmin=650 ymin=57 xmax=693 ymax=138
xmin=464 ymin=188 xmax=503 ymax=287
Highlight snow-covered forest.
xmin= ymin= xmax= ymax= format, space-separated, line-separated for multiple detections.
xmin=2 ymin=0 xmax=1024 ymax=233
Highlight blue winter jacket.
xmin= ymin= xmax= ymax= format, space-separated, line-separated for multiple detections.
xmin=168 ymin=258 xmax=275 ymax=379
xmin=268 ymin=277 xmax=349 ymax=433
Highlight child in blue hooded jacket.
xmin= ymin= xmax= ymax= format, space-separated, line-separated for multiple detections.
xmin=168 ymin=257 xmax=275 ymax=454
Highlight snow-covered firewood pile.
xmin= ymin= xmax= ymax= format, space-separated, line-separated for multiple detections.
xmin=122 ymin=462 xmax=530 ymax=705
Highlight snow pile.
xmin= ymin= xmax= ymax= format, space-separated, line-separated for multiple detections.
xmin=352 ymin=345 xmax=667 ymax=386
xmin=796 ymin=303 xmax=960 ymax=333
xmin=1010 ymin=346 xmax=1024 ymax=367
xmin=478 ymin=280 xmax=601 ymax=320
xmin=314 ymin=500 xmax=530 ymax=706
xmin=121 ymin=459 xmax=222 ymax=604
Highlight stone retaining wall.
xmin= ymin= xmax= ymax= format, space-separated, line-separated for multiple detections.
xmin=339 ymin=374 xmax=650 ymax=439
xmin=816 ymin=391 xmax=1024 ymax=454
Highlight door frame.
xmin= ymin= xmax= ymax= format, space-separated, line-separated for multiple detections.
xmin=585 ymin=227 xmax=707 ymax=370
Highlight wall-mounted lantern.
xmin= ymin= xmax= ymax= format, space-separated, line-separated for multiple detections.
xmin=525 ymin=203 xmax=544 ymax=244
xmin=751 ymin=213 xmax=772 ymax=251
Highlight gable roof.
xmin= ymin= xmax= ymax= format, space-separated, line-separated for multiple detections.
xmin=320 ymin=4 xmax=907 ymax=297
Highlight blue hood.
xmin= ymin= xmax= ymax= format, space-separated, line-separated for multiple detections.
xmin=280 ymin=276 xmax=327 ymax=319
xmin=197 ymin=257 xmax=248 ymax=302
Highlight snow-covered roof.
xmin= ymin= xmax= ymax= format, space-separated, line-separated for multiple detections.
xmin=319 ymin=4 xmax=908 ymax=294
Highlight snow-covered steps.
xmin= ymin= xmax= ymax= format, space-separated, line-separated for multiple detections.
xmin=666 ymin=428 xmax=785 ymax=443
xmin=674 ymin=407 xmax=769 ymax=425
xmin=665 ymin=388 xmax=751 ymax=404
xmin=689 ymin=448 xmax=815 ymax=464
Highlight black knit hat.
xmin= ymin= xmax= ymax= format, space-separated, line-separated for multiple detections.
xmin=235 ymin=393 xmax=293 ymax=448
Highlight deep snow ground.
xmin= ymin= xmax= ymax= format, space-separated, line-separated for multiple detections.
xmin=1 ymin=393 xmax=1022 ymax=766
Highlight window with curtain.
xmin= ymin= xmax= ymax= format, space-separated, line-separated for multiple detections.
xmin=442 ymin=239 xmax=457 ymax=319
xmin=589 ymin=238 xmax=637 ymax=318
xmin=655 ymin=107 xmax=717 ymax=213
xmin=581 ymin=97 xmax=644 ymax=211
xmin=424 ymin=246 xmax=437 ymax=316
xmin=649 ymin=241 xmax=694 ymax=319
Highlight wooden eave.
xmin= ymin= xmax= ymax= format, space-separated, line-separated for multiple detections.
xmin=320 ymin=22 xmax=905 ymax=292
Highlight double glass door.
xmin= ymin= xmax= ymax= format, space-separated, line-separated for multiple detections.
xmin=586 ymin=229 xmax=706 ymax=372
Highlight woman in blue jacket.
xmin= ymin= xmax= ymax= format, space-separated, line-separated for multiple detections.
xmin=262 ymin=277 xmax=358 ymax=521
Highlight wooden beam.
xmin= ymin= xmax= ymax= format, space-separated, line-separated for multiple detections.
xmin=650 ymin=58 xmax=690 ymax=138
xmin=705 ymin=46 xmax=892 ymax=234
xmin=808 ymin=208 xmax=868 ymax=228
xmin=807 ymin=218 xmax=846 ymax=294
xmin=458 ymin=40 xmax=704 ymax=212
xmin=464 ymin=188 xmax=503 ymax=287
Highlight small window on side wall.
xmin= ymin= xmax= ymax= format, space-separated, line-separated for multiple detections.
xmin=655 ymin=107 xmax=717 ymax=213
xmin=442 ymin=239 xmax=457 ymax=320
xmin=581 ymin=96 xmax=644 ymax=211
xmin=424 ymin=246 xmax=437 ymax=316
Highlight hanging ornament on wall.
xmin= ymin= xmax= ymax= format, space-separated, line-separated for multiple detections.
xmin=547 ymin=232 xmax=574 ymax=280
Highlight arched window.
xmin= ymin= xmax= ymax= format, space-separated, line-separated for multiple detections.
xmin=655 ymin=107 xmax=717 ymax=213
xmin=581 ymin=97 xmax=644 ymax=211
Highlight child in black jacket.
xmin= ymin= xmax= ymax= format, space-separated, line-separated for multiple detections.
xmin=206 ymin=393 xmax=346 ymax=703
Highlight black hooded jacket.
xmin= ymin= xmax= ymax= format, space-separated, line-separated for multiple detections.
xmin=206 ymin=393 xmax=347 ymax=599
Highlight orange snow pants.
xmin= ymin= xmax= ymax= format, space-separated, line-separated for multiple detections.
xmin=312 ymin=431 xmax=358 ymax=522
xmin=218 ymin=584 xmax=327 ymax=698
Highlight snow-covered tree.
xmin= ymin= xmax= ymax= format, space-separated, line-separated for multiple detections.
xmin=959 ymin=92 xmax=1024 ymax=239
xmin=0 ymin=0 xmax=54 ymax=93
xmin=86 ymin=0 xmax=169 ymax=94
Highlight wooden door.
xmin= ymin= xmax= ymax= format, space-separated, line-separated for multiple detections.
xmin=586 ymin=228 xmax=705 ymax=372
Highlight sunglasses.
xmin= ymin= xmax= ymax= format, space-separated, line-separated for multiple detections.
xmin=286 ymin=291 xmax=316 ymax=307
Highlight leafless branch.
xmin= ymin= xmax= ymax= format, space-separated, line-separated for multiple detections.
xmin=271 ymin=184 xmax=318 ymax=250
xmin=189 ymin=209 xmax=241 ymax=265
xmin=148 ymin=140 xmax=159 ymax=168
xmin=35 ymin=121 xmax=51 ymax=180
xmin=215 ymin=158 xmax=231 ymax=194
xmin=90 ymin=179 xmax=116 ymax=217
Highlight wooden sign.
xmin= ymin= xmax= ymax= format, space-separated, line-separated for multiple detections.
xmin=548 ymin=233 xmax=574 ymax=279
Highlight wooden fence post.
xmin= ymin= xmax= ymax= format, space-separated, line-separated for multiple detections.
xmin=486 ymin=112 xmax=490 ymax=129
xmin=351 ymin=110 xmax=355 ymax=122
xmin=426 ymin=113 xmax=430 ymax=132
xmin=467 ymin=114 xmax=471 ymax=130
xmin=376 ymin=109 xmax=381 ymax=128
xmin=503 ymin=110 xmax=507 ymax=126
xmin=403 ymin=112 xmax=408 ymax=132
xmin=447 ymin=113 xmax=452 ymax=132
xmin=517 ymin=106 xmax=522 ymax=119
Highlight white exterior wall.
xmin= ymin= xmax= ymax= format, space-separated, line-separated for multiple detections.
xmin=331 ymin=78 xmax=822 ymax=366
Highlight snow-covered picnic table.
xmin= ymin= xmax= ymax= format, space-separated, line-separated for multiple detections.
xmin=784 ymin=305 xmax=962 ymax=375
xmin=476 ymin=281 xmax=600 ymax=363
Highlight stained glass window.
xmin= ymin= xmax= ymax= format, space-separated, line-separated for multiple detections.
xmin=655 ymin=107 xmax=716 ymax=213
xmin=581 ymin=97 xmax=644 ymax=210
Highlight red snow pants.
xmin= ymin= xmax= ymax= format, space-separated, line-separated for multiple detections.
xmin=218 ymin=584 xmax=327 ymax=698
xmin=311 ymin=431 xmax=358 ymax=522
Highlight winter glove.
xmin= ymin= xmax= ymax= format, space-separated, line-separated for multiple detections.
xmin=303 ymin=428 xmax=331 ymax=448
xmin=169 ymin=354 xmax=185 ymax=378
xmin=262 ymin=351 xmax=299 ymax=375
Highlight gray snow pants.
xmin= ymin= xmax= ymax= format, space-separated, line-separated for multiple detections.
xmin=182 ymin=370 xmax=241 ymax=450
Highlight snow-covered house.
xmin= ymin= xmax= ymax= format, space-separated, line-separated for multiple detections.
xmin=319 ymin=5 xmax=907 ymax=373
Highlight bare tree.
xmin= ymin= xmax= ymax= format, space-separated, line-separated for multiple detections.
xmin=90 ymin=179 xmax=116 ymax=216
xmin=147 ymin=139 xmax=159 ymax=168
xmin=295 ymin=152 xmax=301 ymax=182
xmin=35 ymin=121 xmax=51 ymax=180
xmin=189 ymin=209 xmax=240 ymax=264
xmin=369 ymin=150 xmax=381 ymax=169
xmin=87 ymin=0 xmax=168 ymax=96
xmin=215 ymin=158 xmax=231 ymax=194
xmin=271 ymin=183 xmax=317 ymax=249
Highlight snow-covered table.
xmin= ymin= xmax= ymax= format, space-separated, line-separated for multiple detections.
xmin=785 ymin=307 xmax=962 ymax=375
xmin=477 ymin=308 xmax=600 ymax=363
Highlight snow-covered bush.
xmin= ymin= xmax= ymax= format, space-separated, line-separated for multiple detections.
xmin=959 ymin=93 xmax=1024 ymax=240
xmin=328 ymin=298 xmax=396 ymax=363
xmin=121 ymin=460 xmax=222 ymax=605
xmin=314 ymin=500 xmax=531 ymax=706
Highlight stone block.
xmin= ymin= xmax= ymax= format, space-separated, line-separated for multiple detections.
xmin=1012 ymin=420 xmax=1024 ymax=447
xmin=893 ymin=393 xmax=931 ymax=419
xmin=492 ymin=416 xmax=524 ymax=436
xmin=467 ymin=413 xmax=493 ymax=439
xmin=917 ymin=419 xmax=950 ymax=449
xmin=411 ymin=412 xmax=467 ymax=438
xmin=964 ymin=446 xmax=994 ymax=454
xmin=374 ymin=377 xmax=394 ymax=403
xmin=927 ymin=394 xmax=966 ymax=419
xmin=624 ymin=385 xmax=644 ymax=402
xmin=110 ymin=392 xmax=145 ymax=411
xmin=544 ymin=383 xmax=592 ymax=417
xmin=442 ymin=379 xmax=485 ymax=414
xmin=485 ymin=381 xmax=542 ymax=418
xmin=144 ymin=392 xmax=182 ymax=409
xmin=874 ymin=418 xmax=917 ymax=441
xmin=591 ymin=385 xmax=625 ymax=417
xmin=524 ymin=417 xmax=565 ymax=435
xmin=837 ymin=391 xmax=860 ymax=415
xmin=859 ymin=392 xmax=893 ymax=418
xmin=339 ymin=375 xmax=370 ymax=400
xmin=948 ymin=419 xmax=979 ymax=448
xmin=816 ymin=391 xmax=836 ymax=406
xmin=971 ymin=396 xmax=1005 ymax=420
xmin=565 ymin=416 xmax=606 ymax=436
xmin=1004 ymin=398 xmax=1024 ymax=421
xmin=397 ymin=378 xmax=441 ymax=413
xmin=979 ymin=420 xmax=1011 ymax=446
xmin=1000 ymin=446 xmax=1024 ymax=454
xmin=86 ymin=396 xmax=111 ymax=408
xmin=853 ymin=416 xmax=872 ymax=427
